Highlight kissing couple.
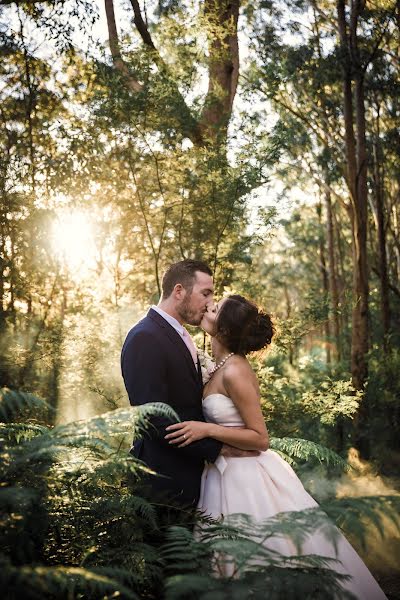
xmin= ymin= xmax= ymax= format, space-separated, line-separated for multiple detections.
xmin=121 ymin=259 xmax=386 ymax=599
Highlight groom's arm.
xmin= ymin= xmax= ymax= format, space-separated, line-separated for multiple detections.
xmin=122 ymin=329 xmax=222 ymax=463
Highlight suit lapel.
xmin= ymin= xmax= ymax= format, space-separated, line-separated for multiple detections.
xmin=148 ymin=309 xmax=200 ymax=381
xmin=196 ymin=356 xmax=203 ymax=388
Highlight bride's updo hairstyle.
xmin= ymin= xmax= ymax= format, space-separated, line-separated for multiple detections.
xmin=215 ymin=295 xmax=274 ymax=355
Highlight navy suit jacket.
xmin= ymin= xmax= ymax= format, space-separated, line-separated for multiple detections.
xmin=121 ymin=308 xmax=222 ymax=506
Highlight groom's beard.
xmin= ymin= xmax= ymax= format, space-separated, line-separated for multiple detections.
xmin=177 ymin=294 xmax=203 ymax=326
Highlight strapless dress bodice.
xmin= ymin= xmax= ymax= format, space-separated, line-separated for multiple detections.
xmin=202 ymin=393 xmax=244 ymax=427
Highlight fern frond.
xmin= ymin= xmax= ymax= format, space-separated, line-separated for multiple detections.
xmin=0 ymin=486 xmax=40 ymax=552
xmin=90 ymin=494 xmax=158 ymax=529
xmin=321 ymin=494 xmax=400 ymax=550
xmin=268 ymin=448 xmax=297 ymax=466
xmin=89 ymin=563 xmax=163 ymax=593
xmin=163 ymin=516 xmax=354 ymax=600
xmin=84 ymin=540 xmax=162 ymax=567
xmin=48 ymin=453 xmax=155 ymax=497
xmin=165 ymin=567 xmax=353 ymax=600
xmin=5 ymin=433 xmax=113 ymax=476
xmin=163 ymin=510 xmax=343 ymax=580
xmin=4 ymin=405 xmax=179 ymax=478
xmin=0 ymin=388 xmax=53 ymax=423
xmin=57 ymin=403 xmax=179 ymax=441
xmin=236 ymin=566 xmax=353 ymax=600
xmin=0 ymin=422 xmax=49 ymax=445
xmin=164 ymin=573 xmax=217 ymax=599
xmin=200 ymin=509 xmax=342 ymax=560
xmin=270 ymin=437 xmax=351 ymax=471
xmin=161 ymin=526 xmax=211 ymax=574
xmin=0 ymin=559 xmax=139 ymax=600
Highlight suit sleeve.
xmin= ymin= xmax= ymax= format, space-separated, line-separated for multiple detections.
xmin=121 ymin=329 xmax=222 ymax=463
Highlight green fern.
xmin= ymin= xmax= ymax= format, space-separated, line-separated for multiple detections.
xmin=87 ymin=494 xmax=158 ymax=529
xmin=0 ymin=422 xmax=50 ymax=445
xmin=270 ymin=437 xmax=351 ymax=471
xmin=161 ymin=525 xmax=211 ymax=574
xmin=321 ymin=494 xmax=400 ymax=550
xmin=0 ymin=555 xmax=139 ymax=600
xmin=176 ymin=498 xmax=400 ymax=598
xmin=83 ymin=544 xmax=164 ymax=583
xmin=89 ymin=564 xmax=162 ymax=593
xmin=0 ymin=388 xmax=53 ymax=423
xmin=165 ymin=568 xmax=354 ymax=600
xmin=198 ymin=510 xmax=342 ymax=564
xmin=2 ymin=389 xmax=396 ymax=600
xmin=52 ymin=402 xmax=179 ymax=443
xmin=3 ymin=403 xmax=179 ymax=480
xmin=162 ymin=517 xmax=354 ymax=600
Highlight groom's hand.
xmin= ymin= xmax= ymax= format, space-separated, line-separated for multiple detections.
xmin=220 ymin=444 xmax=260 ymax=458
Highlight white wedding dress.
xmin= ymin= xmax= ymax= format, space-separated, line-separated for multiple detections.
xmin=198 ymin=393 xmax=387 ymax=599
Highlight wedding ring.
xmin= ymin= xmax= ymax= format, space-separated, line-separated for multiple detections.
xmin=183 ymin=434 xmax=186 ymax=440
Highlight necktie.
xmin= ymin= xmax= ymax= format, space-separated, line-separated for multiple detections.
xmin=182 ymin=328 xmax=198 ymax=366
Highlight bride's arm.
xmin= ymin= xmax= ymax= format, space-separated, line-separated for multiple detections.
xmin=165 ymin=362 xmax=269 ymax=452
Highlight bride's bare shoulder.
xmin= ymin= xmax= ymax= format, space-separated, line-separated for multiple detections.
xmin=223 ymin=356 xmax=258 ymax=385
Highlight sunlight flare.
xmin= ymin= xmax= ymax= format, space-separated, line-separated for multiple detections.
xmin=51 ymin=210 xmax=97 ymax=273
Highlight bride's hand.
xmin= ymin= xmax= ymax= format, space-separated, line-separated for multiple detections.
xmin=165 ymin=421 xmax=210 ymax=447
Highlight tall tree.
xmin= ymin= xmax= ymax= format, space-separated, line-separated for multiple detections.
xmin=104 ymin=0 xmax=240 ymax=148
xmin=336 ymin=0 xmax=369 ymax=392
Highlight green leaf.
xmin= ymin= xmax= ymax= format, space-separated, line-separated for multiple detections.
xmin=270 ymin=437 xmax=351 ymax=471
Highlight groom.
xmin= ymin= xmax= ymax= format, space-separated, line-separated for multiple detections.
xmin=121 ymin=259 xmax=254 ymax=508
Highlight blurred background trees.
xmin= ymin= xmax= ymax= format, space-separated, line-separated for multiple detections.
xmin=1 ymin=0 xmax=399 ymax=462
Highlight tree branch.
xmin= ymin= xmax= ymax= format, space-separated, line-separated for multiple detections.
xmin=126 ymin=0 xmax=203 ymax=144
xmin=104 ymin=0 xmax=143 ymax=93
xmin=129 ymin=0 xmax=156 ymax=49
xmin=372 ymin=266 xmax=400 ymax=299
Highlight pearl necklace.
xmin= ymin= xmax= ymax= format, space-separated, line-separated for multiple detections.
xmin=209 ymin=352 xmax=235 ymax=377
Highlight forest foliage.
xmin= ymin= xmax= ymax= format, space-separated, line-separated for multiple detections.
xmin=1 ymin=0 xmax=400 ymax=597
xmin=2 ymin=388 xmax=400 ymax=599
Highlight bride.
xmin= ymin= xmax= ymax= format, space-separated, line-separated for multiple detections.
xmin=165 ymin=294 xmax=387 ymax=599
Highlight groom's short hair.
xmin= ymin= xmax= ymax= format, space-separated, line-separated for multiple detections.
xmin=162 ymin=259 xmax=212 ymax=298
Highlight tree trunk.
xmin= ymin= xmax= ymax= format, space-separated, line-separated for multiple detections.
xmin=372 ymin=104 xmax=391 ymax=349
xmin=105 ymin=0 xmax=240 ymax=148
xmin=9 ymin=226 xmax=16 ymax=325
xmin=200 ymin=0 xmax=240 ymax=145
xmin=317 ymin=202 xmax=331 ymax=364
xmin=325 ymin=191 xmax=341 ymax=361
xmin=49 ymin=287 xmax=67 ymax=420
xmin=337 ymin=0 xmax=370 ymax=457
xmin=337 ymin=0 xmax=369 ymax=392
xmin=284 ymin=285 xmax=294 ymax=365
xmin=393 ymin=201 xmax=400 ymax=282
xmin=0 ymin=221 xmax=5 ymax=324
xmin=351 ymin=71 xmax=369 ymax=390
xmin=18 ymin=275 xmax=59 ymax=387
xmin=333 ymin=204 xmax=347 ymax=341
